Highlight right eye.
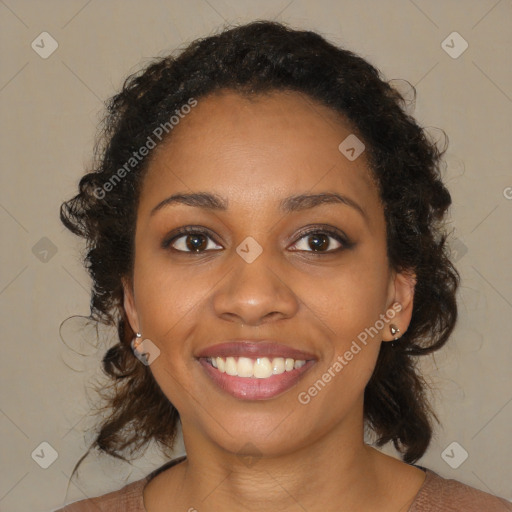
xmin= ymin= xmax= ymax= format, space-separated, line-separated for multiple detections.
xmin=162 ymin=227 xmax=223 ymax=253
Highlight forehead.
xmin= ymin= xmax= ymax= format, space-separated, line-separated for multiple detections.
xmin=140 ymin=89 xmax=382 ymax=222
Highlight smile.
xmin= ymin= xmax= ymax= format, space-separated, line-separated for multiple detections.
xmin=207 ymin=356 xmax=306 ymax=378
xmin=198 ymin=356 xmax=315 ymax=400
xmin=196 ymin=340 xmax=317 ymax=400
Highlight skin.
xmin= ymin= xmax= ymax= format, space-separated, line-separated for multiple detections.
xmin=123 ymin=89 xmax=425 ymax=511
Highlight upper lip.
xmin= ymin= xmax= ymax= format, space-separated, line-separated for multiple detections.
xmin=196 ymin=340 xmax=317 ymax=360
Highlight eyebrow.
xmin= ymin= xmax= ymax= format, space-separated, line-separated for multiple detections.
xmin=150 ymin=191 xmax=368 ymax=222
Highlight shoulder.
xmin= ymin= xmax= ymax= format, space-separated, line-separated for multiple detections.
xmin=409 ymin=468 xmax=512 ymax=512
xmin=52 ymin=476 xmax=148 ymax=512
xmin=52 ymin=456 xmax=187 ymax=512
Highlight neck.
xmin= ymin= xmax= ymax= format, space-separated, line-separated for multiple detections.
xmin=175 ymin=414 xmax=389 ymax=512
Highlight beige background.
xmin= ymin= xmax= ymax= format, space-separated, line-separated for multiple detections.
xmin=0 ymin=1 xmax=511 ymax=510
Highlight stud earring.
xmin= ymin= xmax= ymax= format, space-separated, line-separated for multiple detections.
xmin=389 ymin=324 xmax=400 ymax=340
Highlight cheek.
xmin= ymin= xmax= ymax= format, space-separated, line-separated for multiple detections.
xmin=131 ymin=258 xmax=203 ymax=411
xmin=307 ymin=256 xmax=390 ymax=346
xmin=132 ymin=254 xmax=205 ymax=345
xmin=296 ymin=264 xmax=387 ymax=415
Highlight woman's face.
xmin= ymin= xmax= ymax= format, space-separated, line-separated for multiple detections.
xmin=124 ymin=89 xmax=415 ymax=458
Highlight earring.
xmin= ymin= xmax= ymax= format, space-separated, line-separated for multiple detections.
xmin=389 ymin=324 xmax=400 ymax=340
xmin=132 ymin=332 xmax=142 ymax=350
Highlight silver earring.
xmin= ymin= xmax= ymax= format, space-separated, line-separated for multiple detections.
xmin=389 ymin=324 xmax=400 ymax=340
xmin=132 ymin=332 xmax=142 ymax=349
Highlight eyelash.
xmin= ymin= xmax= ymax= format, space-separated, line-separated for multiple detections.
xmin=161 ymin=225 xmax=354 ymax=255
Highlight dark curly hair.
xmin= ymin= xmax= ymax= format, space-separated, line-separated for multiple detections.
xmin=61 ymin=19 xmax=460 ymax=481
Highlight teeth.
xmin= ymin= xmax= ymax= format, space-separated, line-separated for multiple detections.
xmin=254 ymin=357 xmax=272 ymax=378
xmin=207 ymin=356 xmax=306 ymax=378
xmin=225 ymin=356 xmax=237 ymax=376
xmin=272 ymin=357 xmax=285 ymax=374
xmin=237 ymin=357 xmax=254 ymax=377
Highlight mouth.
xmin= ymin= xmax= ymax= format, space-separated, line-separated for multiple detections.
xmin=196 ymin=341 xmax=317 ymax=400
xmin=205 ymin=355 xmax=307 ymax=377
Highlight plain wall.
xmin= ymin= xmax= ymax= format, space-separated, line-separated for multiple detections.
xmin=0 ymin=1 xmax=511 ymax=510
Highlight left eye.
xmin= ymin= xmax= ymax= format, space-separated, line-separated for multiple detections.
xmin=290 ymin=230 xmax=345 ymax=253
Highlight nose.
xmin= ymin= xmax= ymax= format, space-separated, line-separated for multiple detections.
xmin=212 ymin=249 xmax=299 ymax=327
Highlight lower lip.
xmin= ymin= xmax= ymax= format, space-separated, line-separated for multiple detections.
xmin=198 ymin=358 xmax=315 ymax=400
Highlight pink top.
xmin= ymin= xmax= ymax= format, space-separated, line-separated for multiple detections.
xmin=54 ymin=459 xmax=511 ymax=511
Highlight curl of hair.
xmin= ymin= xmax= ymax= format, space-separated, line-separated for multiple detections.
xmin=61 ymin=20 xmax=460 ymax=478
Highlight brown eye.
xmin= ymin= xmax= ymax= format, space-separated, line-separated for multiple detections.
xmin=289 ymin=227 xmax=352 ymax=253
xmin=162 ymin=227 xmax=222 ymax=253
xmin=312 ymin=233 xmax=333 ymax=251
xmin=180 ymin=233 xmax=209 ymax=252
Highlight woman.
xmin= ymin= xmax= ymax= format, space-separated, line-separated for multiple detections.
xmin=55 ymin=20 xmax=510 ymax=512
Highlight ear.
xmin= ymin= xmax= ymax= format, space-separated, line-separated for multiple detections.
xmin=382 ymin=268 xmax=416 ymax=342
xmin=122 ymin=276 xmax=140 ymax=335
